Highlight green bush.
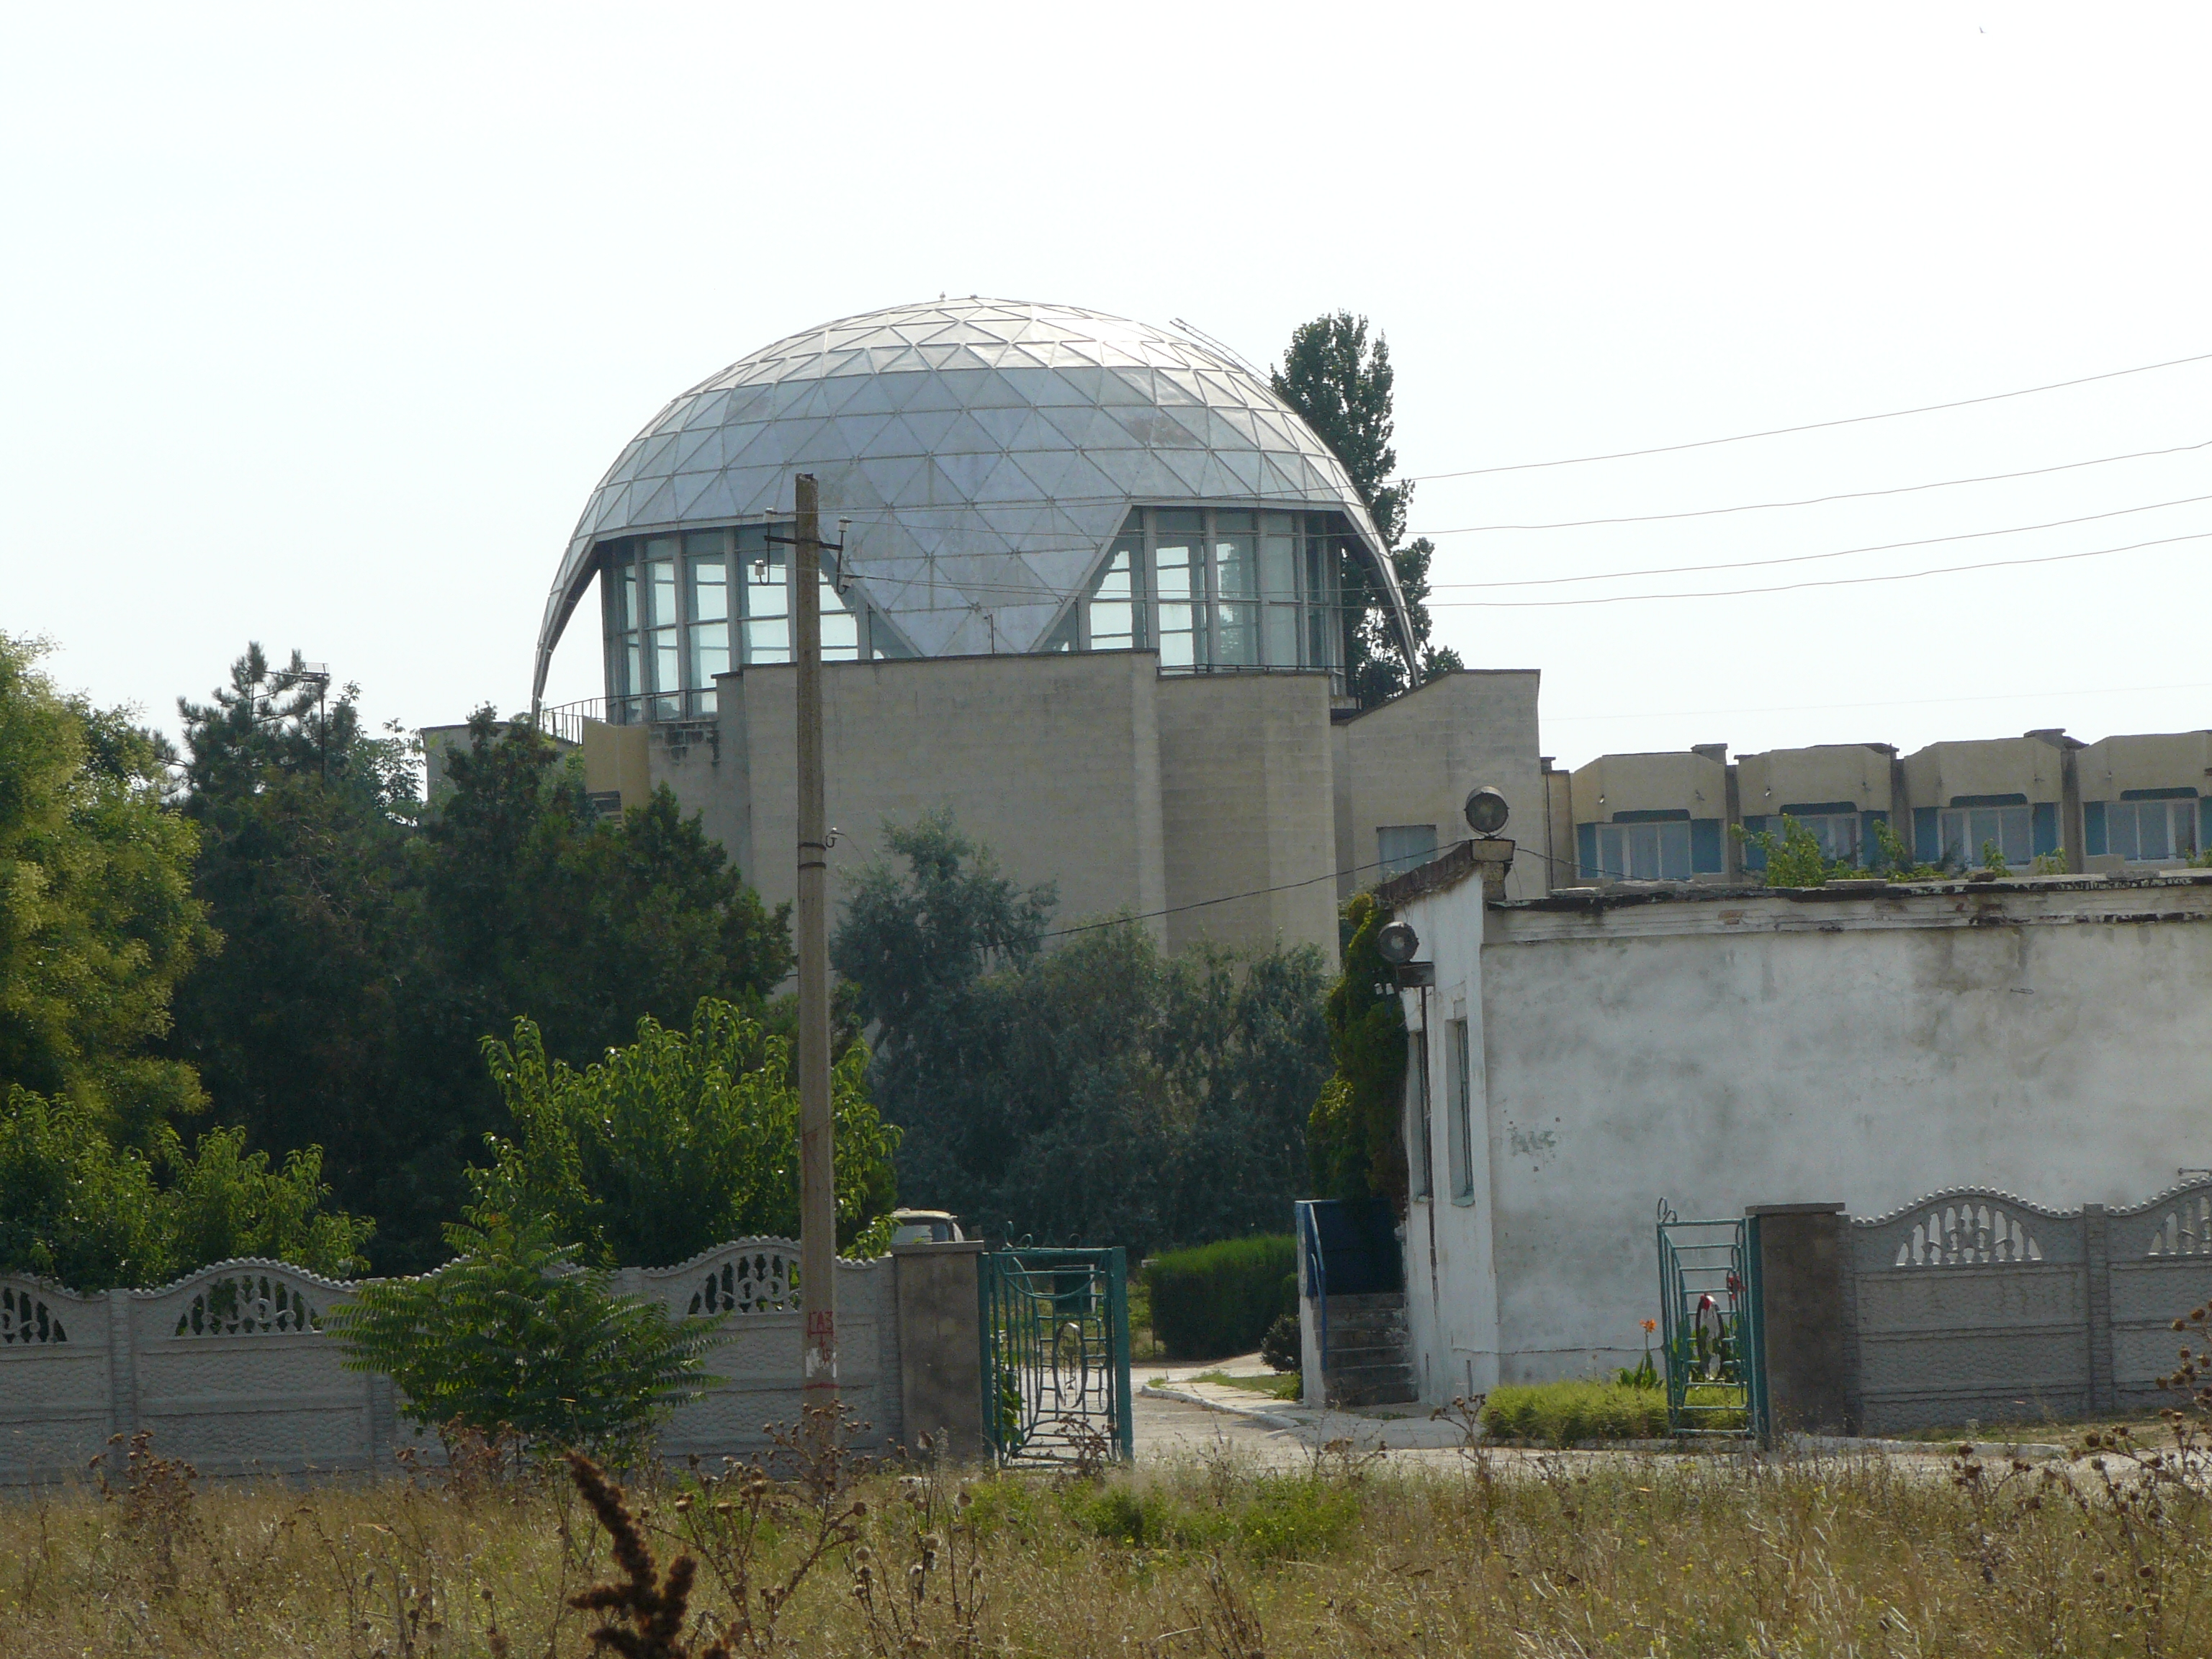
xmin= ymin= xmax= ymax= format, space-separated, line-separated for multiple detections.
xmin=331 ymin=1208 xmax=717 ymax=1460
xmin=1480 ymin=1381 xmax=1671 ymax=1447
xmin=1145 ymin=1234 xmax=1296 ymax=1359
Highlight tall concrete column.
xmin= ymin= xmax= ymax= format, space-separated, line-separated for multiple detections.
xmin=1748 ymin=1202 xmax=1851 ymax=1436
xmin=892 ymin=1242 xmax=986 ymax=1460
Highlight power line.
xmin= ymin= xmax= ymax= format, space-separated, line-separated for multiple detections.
xmin=1430 ymin=526 xmax=2212 ymax=608
xmin=827 ymin=491 xmax=2212 ymax=609
xmin=1038 ymin=853 xmax=1403 ymax=943
xmin=1542 ymin=677 xmax=2212 ymax=727
xmin=1414 ymin=437 xmax=2212 ymax=536
xmin=1409 ymin=349 xmax=2212 ymax=480
xmin=1431 ymin=492 xmax=2212 ymax=590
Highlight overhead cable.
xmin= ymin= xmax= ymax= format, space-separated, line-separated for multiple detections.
xmin=1408 ymin=349 xmax=2212 ymax=480
xmin=1427 ymin=526 xmax=2212 ymax=608
xmin=1416 ymin=437 xmax=2212 ymax=535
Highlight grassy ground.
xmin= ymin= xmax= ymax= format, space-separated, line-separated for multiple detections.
xmin=7 ymin=1419 xmax=2212 ymax=1657
xmin=1182 ymin=1370 xmax=1303 ymax=1401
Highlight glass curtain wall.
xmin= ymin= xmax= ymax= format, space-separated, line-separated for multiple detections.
xmin=1064 ymin=507 xmax=1350 ymax=687
xmin=599 ymin=524 xmax=879 ymax=723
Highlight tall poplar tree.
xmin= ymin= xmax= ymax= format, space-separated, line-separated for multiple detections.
xmin=1273 ymin=313 xmax=1462 ymax=706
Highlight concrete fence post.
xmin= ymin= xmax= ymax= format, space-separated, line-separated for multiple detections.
xmin=1747 ymin=1202 xmax=1851 ymax=1436
xmin=106 ymin=1288 xmax=137 ymax=1444
xmin=891 ymin=1242 xmax=986 ymax=1460
xmin=2084 ymin=1203 xmax=2114 ymax=1415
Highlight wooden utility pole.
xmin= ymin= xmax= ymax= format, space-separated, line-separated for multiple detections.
xmin=793 ymin=472 xmax=837 ymax=1399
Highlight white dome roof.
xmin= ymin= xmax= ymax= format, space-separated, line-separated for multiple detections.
xmin=535 ymin=297 xmax=1413 ymax=701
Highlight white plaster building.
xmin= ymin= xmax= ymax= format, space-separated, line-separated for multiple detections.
xmin=1379 ymin=845 xmax=2212 ymax=1402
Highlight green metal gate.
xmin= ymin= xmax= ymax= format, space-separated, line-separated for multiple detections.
xmin=979 ymin=1247 xmax=1133 ymax=1466
xmin=1655 ymin=1200 xmax=1766 ymax=1439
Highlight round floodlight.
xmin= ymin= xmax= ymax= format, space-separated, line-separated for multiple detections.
xmin=1376 ymin=921 xmax=1420 ymax=965
xmin=1464 ymin=785 xmax=1511 ymax=837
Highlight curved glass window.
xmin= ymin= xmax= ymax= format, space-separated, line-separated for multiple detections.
xmin=598 ymin=523 xmax=886 ymax=723
xmin=1058 ymin=507 xmax=1349 ymax=686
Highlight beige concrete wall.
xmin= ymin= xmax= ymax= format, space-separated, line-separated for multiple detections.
xmin=699 ymin=652 xmax=1174 ymax=948
xmin=1738 ymin=743 xmax=1897 ymax=813
xmin=580 ymin=719 xmax=652 ymax=808
xmin=1542 ymin=763 xmax=1574 ymax=895
xmin=1567 ymin=750 xmax=1729 ymax=823
xmin=2077 ymin=729 xmax=2212 ymax=800
xmin=1155 ymin=672 xmax=1339 ymax=956
xmin=1336 ymin=670 xmax=1548 ymax=901
xmin=1902 ymin=734 xmax=2067 ymax=806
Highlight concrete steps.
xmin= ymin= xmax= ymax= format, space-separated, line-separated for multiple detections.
xmin=1317 ymin=1292 xmax=1417 ymax=1407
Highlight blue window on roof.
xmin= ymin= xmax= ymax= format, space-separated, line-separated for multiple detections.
xmin=2032 ymin=802 xmax=2060 ymax=859
xmin=1577 ymin=821 xmax=1599 ymax=881
xmin=1913 ymin=807 xmax=1940 ymax=863
xmin=1690 ymin=818 xmax=1723 ymax=874
xmin=2084 ymin=800 xmax=2108 ymax=858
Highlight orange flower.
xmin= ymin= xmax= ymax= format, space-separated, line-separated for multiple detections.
xmin=1640 ymin=1318 xmax=1658 ymax=1334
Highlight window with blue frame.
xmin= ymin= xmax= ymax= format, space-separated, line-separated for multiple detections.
xmin=2085 ymin=789 xmax=2200 ymax=863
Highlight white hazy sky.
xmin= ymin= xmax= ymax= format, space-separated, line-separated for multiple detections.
xmin=5 ymin=3 xmax=2209 ymax=770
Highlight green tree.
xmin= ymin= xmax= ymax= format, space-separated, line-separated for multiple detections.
xmin=474 ymin=998 xmax=900 ymax=1267
xmin=833 ymin=814 xmax=1331 ymax=1254
xmin=1272 ymin=314 xmax=1463 ymax=707
xmin=166 ymin=645 xmax=461 ymax=1269
xmin=0 ymin=1084 xmax=372 ymax=1292
xmin=331 ymin=1208 xmax=717 ymax=1459
xmin=1307 ymin=892 xmax=1408 ymax=1206
xmin=426 ymin=710 xmax=795 ymax=1069
xmin=1738 ymin=814 xmax=1948 ymax=889
xmin=0 ymin=634 xmax=215 ymax=1144
xmin=168 ymin=671 xmax=797 ymax=1274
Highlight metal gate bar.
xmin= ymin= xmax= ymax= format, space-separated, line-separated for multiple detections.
xmin=978 ymin=1247 xmax=1133 ymax=1466
xmin=1655 ymin=1200 xmax=1764 ymax=1439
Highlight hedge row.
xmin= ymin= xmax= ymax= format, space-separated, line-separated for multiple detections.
xmin=1478 ymin=1380 xmax=1745 ymax=1445
xmin=1145 ymin=1234 xmax=1297 ymax=1359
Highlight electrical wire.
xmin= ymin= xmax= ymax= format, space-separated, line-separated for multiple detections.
xmin=1409 ymin=348 xmax=2212 ymax=480
xmin=1426 ymin=526 xmax=2212 ymax=608
xmin=1414 ymin=437 xmax=2212 ymax=536
xmin=1429 ymin=492 xmax=2212 ymax=590
xmin=1542 ymin=677 xmax=2212 ymax=727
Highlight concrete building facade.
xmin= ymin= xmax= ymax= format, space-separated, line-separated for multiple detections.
xmin=572 ymin=658 xmax=1552 ymax=957
xmin=1564 ymin=727 xmax=2211 ymax=884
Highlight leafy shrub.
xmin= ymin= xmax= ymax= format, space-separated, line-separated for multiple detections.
xmin=0 ymin=1085 xmax=372 ymax=1292
xmin=1480 ymin=1381 xmax=1671 ymax=1446
xmin=1146 ymin=1234 xmax=1297 ymax=1359
xmin=1260 ymin=1312 xmax=1300 ymax=1374
xmin=475 ymin=999 xmax=899 ymax=1268
xmin=331 ymin=1208 xmax=717 ymax=1460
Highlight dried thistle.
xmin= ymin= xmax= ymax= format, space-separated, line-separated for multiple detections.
xmin=567 ymin=1452 xmax=730 ymax=1659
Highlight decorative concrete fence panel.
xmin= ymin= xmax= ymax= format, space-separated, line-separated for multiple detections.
xmin=0 ymin=1280 xmax=117 ymax=1477
xmin=628 ymin=1244 xmax=899 ymax=1460
xmin=1754 ymin=1178 xmax=2212 ymax=1437
xmin=2106 ymin=1187 xmax=2212 ymax=1407
xmin=0 ymin=1240 xmax=976 ymax=1487
xmin=1848 ymin=1193 xmax=2092 ymax=1431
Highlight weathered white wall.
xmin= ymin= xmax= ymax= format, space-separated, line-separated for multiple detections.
xmin=1393 ymin=871 xmax=2212 ymax=1398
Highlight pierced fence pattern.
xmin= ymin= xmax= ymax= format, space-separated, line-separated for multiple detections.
xmin=1845 ymin=1179 xmax=2212 ymax=1434
xmin=0 ymin=1285 xmax=68 ymax=1345
xmin=684 ymin=1247 xmax=796 ymax=1316
xmin=0 ymin=1241 xmax=902 ymax=1484
xmin=2144 ymin=1193 xmax=2212 ymax=1256
xmin=1889 ymin=1202 xmax=2043 ymax=1267
xmin=172 ymin=1272 xmax=322 ymax=1336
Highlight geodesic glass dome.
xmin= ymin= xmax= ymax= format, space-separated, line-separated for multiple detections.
xmin=535 ymin=297 xmax=1415 ymax=721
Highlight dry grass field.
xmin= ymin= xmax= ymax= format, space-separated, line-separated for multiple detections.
xmin=4 ymin=1415 xmax=2211 ymax=1658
